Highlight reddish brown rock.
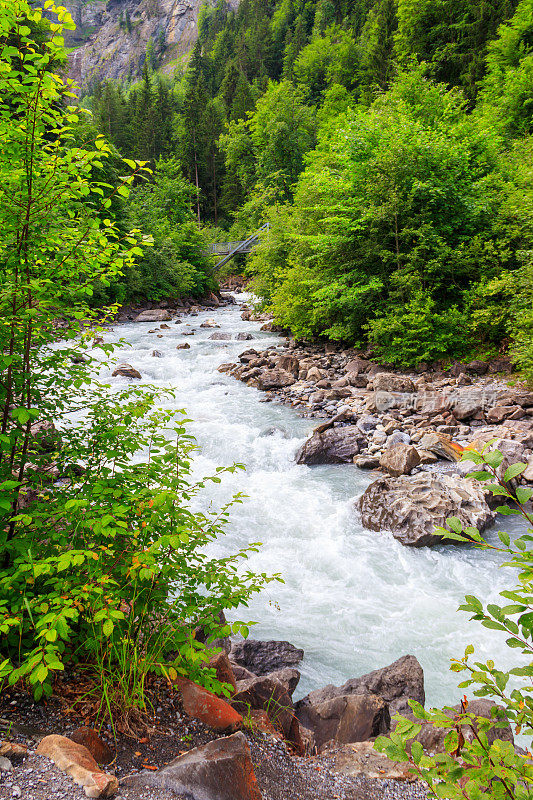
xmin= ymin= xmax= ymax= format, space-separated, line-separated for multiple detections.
xmin=178 ymin=679 xmax=243 ymax=733
xmin=379 ymin=444 xmax=421 ymax=476
xmin=209 ymin=651 xmax=237 ymax=694
xmin=69 ymin=728 xmax=113 ymax=765
xmin=36 ymin=735 xmax=118 ymax=798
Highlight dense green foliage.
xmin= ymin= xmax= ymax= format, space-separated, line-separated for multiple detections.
xmin=376 ymin=447 xmax=533 ymax=798
xmin=84 ymin=0 xmax=533 ymax=369
xmin=0 ymin=0 xmax=273 ymax=721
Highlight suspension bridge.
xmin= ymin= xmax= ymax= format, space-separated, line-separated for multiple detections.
xmin=208 ymin=223 xmax=270 ymax=270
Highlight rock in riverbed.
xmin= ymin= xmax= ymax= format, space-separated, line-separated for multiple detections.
xmin=296 ymin=425 xmax=366 ymax=464
xmin=230 ymin=639 xmax=304 ymax=675
xmin=356 ymin=472 xmax=495 ymax=547
xmin=134 ymin=309 xmax=172 ymax=322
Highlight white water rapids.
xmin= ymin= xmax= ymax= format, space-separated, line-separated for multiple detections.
xmin=101 ymin=293 xmax=524 ymax=710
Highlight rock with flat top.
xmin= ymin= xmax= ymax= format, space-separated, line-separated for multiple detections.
xmin=256 ymin=368 xmax=296 ymax=390
xmin=298 ymin=694 xmax=389 ymax=752
xmin=231 ymin=676 xmax=301 ymax=749
xmin=112 ymin=363 xmax=141 ymax=380
xmin=120 ymin=732 xmax=262 ymax=800
xmin=134 ymin=309 xmax=172 ymax=322
xmin=322 ymin=741 xmax=415 ymax=781
xmin=373 ymin=373 xmax=415 ymax=393
xmin=356 ymin=472 xmax=495 ymax=546
xmin=230 ymin=639 xmax=303 ymax=675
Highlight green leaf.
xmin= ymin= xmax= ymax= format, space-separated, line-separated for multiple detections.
xmin=504 ymin=463 xmax=527 ymax=482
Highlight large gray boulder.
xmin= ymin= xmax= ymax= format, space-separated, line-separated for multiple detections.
xmin=230 ymin=639 xmax=303 ymax=675
xmin=133 ymin=309 xmax=172 ymax=322
xmin=296 ymin=425 xmax=366 ymax=465
xmin=356 ymin=472 xmax=495 ymax=547
xmin=296 ymin=656 xmax=424 ymax=724
xmin=300 ymin=694 xmax=389 ymax=752
xmin=231 ymin=676 xmax=300 ymax=748
xmin=120 ymin=732 xmax=262 ymax=800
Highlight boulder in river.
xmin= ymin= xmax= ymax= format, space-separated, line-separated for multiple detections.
xmin=209 ymin=332 xmax=231 ymax=340
xmin=176 ymin=342 xmax=191 ymax=350
xmin=112 ymin=363 xmax=142 ymax=380
xmin=256 ymin=368 xmax=296 ymax=390
xmin=230 ymin=639 xmax=304 ymax=675
xmin=236 ymin=332 xmax=254 ymax=340
xmin=296 ymin=425 xmax=365 ymax=465
xmin=134 ymin=309 xmax=172 ymax=322
xmin=356 ymin=472 xmax=495 ymax=547
xmin=299 ymin=694 xmax=389 ymax=752
xmin=296 ymin=655 xmax=424 ymax=723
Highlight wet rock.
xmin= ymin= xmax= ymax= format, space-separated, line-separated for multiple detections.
xmin=200 ymin=319 xmax=219 ymax=328
xmin=30 ymin=421 xmax=60 ymax=452
xmin=209 ymin=332 xmax=232 ymax=340
xmin=299 ymin=694 xmax=389 ymax=752
xmin=36 ymin=735 xmax=118 ymax=798
xmin=296 ymin=425 xmax=365 ymax=465
xmin=121 ymin=732 xmax=262 ymax=800
xmin=379 ymin=444 xmax=421 ymax=476
xmin=355 ymin=455 xmax=380 ymax=469
xmin=230 ymin=639 xmax=304 ymax=676
xmin=151 ymin=349 xmax=163 ymax=357
xmin=373 ymin=373 xmax=416 ymax=393
xmin=307 ymin=366 xmax=325 ymax=382
xmin=177 ymin=679 xmax=243 ymax=733
xmin=134 ymin=309 xmax=172 ymax=322
xmin=111 ymin=363 xmax=142 ymax=380
xmin=276 ymin=355 xmax=300 ymax=376
xmin=449 ymin=390 xmax=485 ymax=421
xmin=176 ymin=342 xmax=191 ymax=350
xmin=231 ymin=676 xmax=301 ymax=749
xmin=256 ymin=368 xmax=296 ymax=390
xmin=297 ymin=655 xmax=424 ymax=721
xmin=69 ymin=728 xmax=113 ymax=765
xmin=0 ymin=756 xmax=12 ymax=772
xmin=236 ymin=332 xmax=254 ymax=340
xmin=357 ymin=415 xmax=380 ymax=433
xmin=259 ymin=425 xmax=290 ymax=438
xmin=241 ymin=309 xmax=252 ymax=321
xmin=356 ymin=472 xmax=495 ymax=547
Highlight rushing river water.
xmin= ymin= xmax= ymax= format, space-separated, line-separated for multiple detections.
xmin=101 ymin=293 xmax=523 ymax=710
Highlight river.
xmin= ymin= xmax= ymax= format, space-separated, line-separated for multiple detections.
xmin=102 ymin=292 xmax=523 ymax=710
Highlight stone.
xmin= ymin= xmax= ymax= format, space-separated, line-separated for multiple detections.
xmin=0 ymin=742 xmax=27 ymax=758
xmin=256 ymin=368 xmax=296 ymax=390
xmin=236 ymin=332 xmax=254 ymax=340
xmin=111 ymin=363 xmax=142 ymax=380
xmin=120 ymin=732 xmax=262 ymax=800
xmin=418 ymin=431 xmax=463 ymax=462
xmin=231 ymin=663 xmax=257 ymax=682
xmin=276 ymin=355 xmax=300 ymax=376
xmin=357 ymin=415 xmax=380 ymax=433
xmin=487 ymin=405 xmax=524 ymax=424
xmin=306 ymin=366 xmax=325 ymax=382
xmin=373 ymin=373 xmax=416 ymax=393
xmin=69 ymin=728 xmax=113 ymax=765
xmin=466 ymin=360 xmax=489 ymax=375
xmin=379 ymin=444 xmax=421 ymax=476
xmin=266 ymin=667 xmax=300 ymax=697
xmin=208 ymin=651 xmax=237 ymax=694
xmin=209 ymin=332 xmax=231 ymax=340
xmin=200 ymin=319 xmax=219 ymax=328
xmin=176 ymin=342 xmax=191 ymax=349
xmin=230 ymin=639 xmax=304 ymax=675
xmin=449 ymin=390 xmax=485 ymax=421
xmin=134 ymin=309 xmax=172 ymax=322
xmin=178 ymin=679 xmax=243 ymax=733
xmin=355 ymin=456 xmax=380 ymax=469
xmin=298 ymin=694 xmax=389 ymax=752
xmin=322 ymin=741 xmax=414 ymax=781
xmin=387 ymin=431 xmax=411 ymax=447
xmin=345 ymin=357 xmax=371 ymax=375
xmin=36 ymin=735 xmax=118 ymax=798
xmin=30 ymin=420 xmax=60 ymax=452
xmin=296 ymin=425 xmax=364 ymax=465
xmin=297 ymin=656 xmax=424 ymax=721
xmin=356 ymin=472 xmax=495 ymax=547
xmin=151 ymin=350 xmax=163 ymax=357
xmin=0 ymin=756 xmax=12 ymax=772
xmin=231 ymin=676 xmax=301 ymax=749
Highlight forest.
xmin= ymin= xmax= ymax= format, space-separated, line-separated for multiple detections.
xmin=85 ymin=0 xmax=533 ymax=371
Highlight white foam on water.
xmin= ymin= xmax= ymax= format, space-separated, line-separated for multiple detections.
xmin=97 ymin=294 xmax=525 ymax=709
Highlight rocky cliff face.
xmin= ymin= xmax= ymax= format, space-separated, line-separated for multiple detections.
xmin=66 ymin=0 xmax=239 ymax=91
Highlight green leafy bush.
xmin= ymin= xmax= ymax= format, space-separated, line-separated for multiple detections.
xmin=375 ymin=446 xmax=533 ymax=797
